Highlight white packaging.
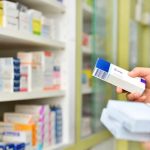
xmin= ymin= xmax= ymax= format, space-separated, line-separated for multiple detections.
xmin=2 ymin=16 xmax=18 ymax=30
xmin=17 ymin=52 xmax=32 ymax=64
xmin=27 ymin=9 xmax=42 ymax=34
xmin=42 ymin=17 xmax=50 ymax=38
xmin=27 ymin=9 xmax=42 ymax=20
xmin=20 ymin=65 xmax=31 ymax=92
xmin=93 ymin=58 xmax=146 ymax=94
xmin=0 ymin=122 xmax=14 ymax=131
xmin=2 ymin=9 xmax=19 ymax=18
xmin=15 ymin=105 xmax=50 ymax=146
xmin=15 ymin=105 xmax=45 ymax=117
xmin=3 ymin=131 xmax=32 ymax=150
xmin=0 ymin=1 xmax=17 ymax=9
xmin=0 ymin=1 xmax=18 ymax=18
xmin=49 ymin=19 xmax=58 ymax=40
xmin=0 ymin=58 xmax=16 ymax=79
xmin=106 ymin=100 xmax=150 ymax=133
xmin=0 ymin=122 xmax=14 ymax=141
xmin=4 ymin=113 xmax=36 ymax=124
xmin=18 ymin=52 xmax=44 ymax=91
xmin=0 ymin=79 xmax=13 ymax=92
xmin=18 ymin=53 xmax=32 ymax=91
xmin=19 ymin=12 xmax=30 ymax=32
xmin=101 ymin=109 xmax=150 ymax=142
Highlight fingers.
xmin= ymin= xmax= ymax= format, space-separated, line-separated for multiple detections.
xmin=129 ymin=67 xmax=150 ymax=78
xmin=126 ymin=93 xmax=146 ymax=102
xmin=116 ymin=87 xmax=123 ymax=93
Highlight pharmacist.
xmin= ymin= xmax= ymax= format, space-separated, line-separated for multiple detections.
xmin=116 ymin=67 xmax=150 ymax=150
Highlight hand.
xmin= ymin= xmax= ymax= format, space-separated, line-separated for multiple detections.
xmin=116 ymin=67 xmax=150 ymax=103
xmin=142 ymin=142 xmax=150 ymax=150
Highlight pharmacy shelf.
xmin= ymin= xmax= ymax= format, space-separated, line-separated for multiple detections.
xmin=18 ymin=0 xmax=65 ymax=14
xmin=83 ymin=3 xmax=93 ymax=21
xmin=82 ymin=46 xmax=92 ymax=55
xmin=44 ymin=143 xmax=69 ymax=150
xmin=82 ymin=87 xmax=93 ymax=94
xmin=0 ymin=28 xmax=65 ymax=49
xmin=0 ymin=90 xmax=65 ymax=102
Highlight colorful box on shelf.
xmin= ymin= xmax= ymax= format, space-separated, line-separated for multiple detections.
xmin=3 ymin=131 xmax=32 ymax=149
xmin=15 ymin=105 xmax=50 ymax=147
xmin=0 ymin=0 xmax=19 ymax=30
xmin=51 ymin=106 xmax=62 ymax=144
xmin=4 ymin=112 xmax=38 ymax=148
xmin=0 ymin=58 xmax=20 ymax=92
xmin=0 ymin=103 xmax=63 ymax=149
xmin=27 ymin=9 xmax=42 ymax=35
xmin=18 ymin=51 xmax=61 ymax=92
xmin=82 ymin=69 xmax=92 ymax=88
xmin=0 ymin=122 xmax=36 ymax=147
xmin=14 ymin=105 xmax=63 ymax=147
xmin=18 ymin=52 xmax=44 ymax=92
xmin=0 ymin=142 xmax=25 ymax=150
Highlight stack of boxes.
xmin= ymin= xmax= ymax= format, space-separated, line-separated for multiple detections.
xmin=51 ymin=106 xmax=62 ymax=144
xmin=0 ymin=0 xmax=61 ymax=40
xmin=15 ymin=105 xmax=50 ymax=149
xmin=18 ymin=52 xmax=44 ymax=92
xmin=0 ymin=1 xmax=19 ymax=30
xmin=0 ymin=58 xmax=20 ymax=92
xmin=3 ymin=113 xmax=34 ymax=149
xmin=0 ymin=104 xmax=63 ymax=149
xmin=0 ymin=142 xmax=25 ymax=150
xmin=101 ymin=100 xmax=150 ymax=141
xmin=17 ymin=51 xmax=61 ymax=92
xmin=0 ymin=50 xmax=61 ymax=93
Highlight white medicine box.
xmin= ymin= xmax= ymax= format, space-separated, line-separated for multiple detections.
xmin=0 ymin=1 xmax=19 ymax=30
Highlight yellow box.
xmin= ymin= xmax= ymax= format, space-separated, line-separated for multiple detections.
xmin=32 ymin=19 xmax=42 ymax=35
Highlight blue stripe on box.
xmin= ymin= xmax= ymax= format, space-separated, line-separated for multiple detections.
xmin=95 ymin=58 xmax=110 ymax=72
xmin=141 ymin=78 xmax=146 ymax=84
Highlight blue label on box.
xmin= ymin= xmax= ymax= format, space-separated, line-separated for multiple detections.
xmin=5 ymin=144 xmax=15 ymax=150
xmin=13 ymin=58 xmax=20 ymax=66
xmin=95 ymin=58 xmax=110 ymax=72
xmin=14 ymin=143 xmax=25 ymax=150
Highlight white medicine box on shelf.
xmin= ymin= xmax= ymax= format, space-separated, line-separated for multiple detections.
xmin=0 ymin=1 xmax=19 ymax=30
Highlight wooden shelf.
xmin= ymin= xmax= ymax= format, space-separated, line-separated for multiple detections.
xmin=0 ymin=90 xmax=65 ymax=102
xmin=17 ymin=0 xmax=65 ymax=14
xmin=0 ymin=28 xmax=65 ymax=49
